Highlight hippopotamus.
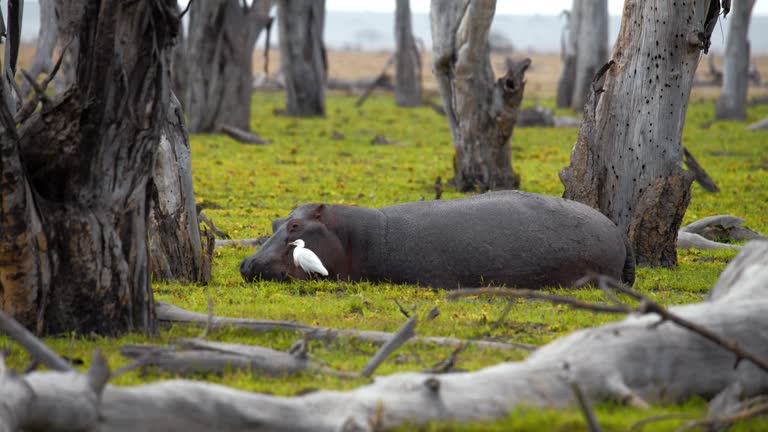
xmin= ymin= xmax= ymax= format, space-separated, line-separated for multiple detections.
xmin=240 ymin=191 xmax=635 ymax=289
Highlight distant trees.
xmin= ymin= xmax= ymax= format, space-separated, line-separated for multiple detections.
xmin=430 ymin=0 xmax=529 ymax=192
xmin=185 ymin=0 xmax=272 ymax=132
xmin=715 ymin=0 xmax=757 ymax=120
xmin=1 ymin=0 xmax=180 ymax=335
xmin=394 ymin=0 xmax=422 ymax=107
xmin=560 ymin=0 xmax=726 ymax=267
xmin=278 ymin=0 xmax=327 ymax=116
xmin=556 ymin=0 xmax=609 ymax=111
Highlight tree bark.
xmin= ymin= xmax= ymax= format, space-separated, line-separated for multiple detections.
xmin=278 ymin=0 xmax=327 ymax=117
xmin=186 ymin=0 xmax=271 ymax=132
xmin=560 ymin=0 xmax=725 ymax=267
xmin=148 ymin=93 xmax=209 ymax=283
xmin=1 ymin=0 xmax=180 ymax=335
xmin=715 ymin=0 xmax=757 ymax=120
xmin=431 ymin=0 xmax=529 ymax=192
xmin=570 ymin=0 xmax=609 ymax=111
xmin=556 ymin=1 xmax=581 ymax=108
xmin=19 ymin=0 xmax=59 ymax=97
xmin=394 ymin=0 xmax=422 ymax=107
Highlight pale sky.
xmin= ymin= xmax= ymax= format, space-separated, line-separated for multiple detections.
xmin=325 ymin=0 xmax=768 ymax=16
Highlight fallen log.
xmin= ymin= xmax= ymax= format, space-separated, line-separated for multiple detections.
xmin=156 ymin=301 xmax=530 ymax=351
xmin=747 ymin=116 xmax=768 ymax=130
xmin=120 ymin=338 xmax=354 ymax=377
xmin=683 ymin=147 xmax=719 ymax=192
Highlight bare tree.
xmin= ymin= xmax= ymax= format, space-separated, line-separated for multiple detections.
xmin=0 ymin=0 xmax=180 ymax=335
xmin=556 ymin=0 xmax=609 ymax=111
xmin=715 ymin=0 xmax=757 ymax=120
xmin=556 ymin=3 xmax=581 ymax=108
xmin=19 ymin=0 xmax=60 ymax=97
xmin=278 ymin=0 xmax=327 ymax=116
xmin=394 ymin=0 xmax=422 ymax=107
xmin=431 ymin=0 xmax=529 ymax=192
xmin=570 ymin=0 xmax=609 ymax=111
xmin=560 ymin=0 xmax=727 ymax=267
xmin=185 ymin=0 xmax=272 ymax=133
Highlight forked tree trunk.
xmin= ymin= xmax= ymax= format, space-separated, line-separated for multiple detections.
xmin=431 ymin=0 xmax=529 ymax=192
xmin=560 ymin=0 xmax=725 ymax=267
xmin=278 ymin=0 xmax=327 ymax=116
xmin=148 ymin=94 xmax=210 ymax=283
xmin=1 ymin=0 xmax=180 ymax=335
xmin=556 ymin=1 xmax=581 ymax=108
xmin=570 ymin=0 xmax=608 ymax=111
xmin=19 ymin=0 xmax=59 ymax=97
xmin=715 ymin=0 xmax=756 ymax=120
xmin=394 ymin=0 xmax=422 ymax=107
xmin=186 ymin=0 xmax=271 ymax=132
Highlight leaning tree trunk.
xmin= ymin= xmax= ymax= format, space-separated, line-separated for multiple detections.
xmin=556 ymin=0 xmax=581 ymax=108
xmin=19 ymin=0 xmax=59 ymax=97
xmin=1 ymin=0 xmax=180 ymax=335
xmin=431 ymin=0 xmax=529 ymax=192
xmin=394 ymin=0 xmax=422 ymax=107
xmin=186 ymin=0 xmax=271 ymax=133
xmin=148 ymin=93 xmax=211 ymax=283
xmin=278 ymin=0 xmax=327 ymax=117
xmin=570 ymin=0 xmax=608 ymax=111
xmin=560 ymin=0 xmax=725 ymax=267
xmin=715 ymin=0 xmax=757 ymax=120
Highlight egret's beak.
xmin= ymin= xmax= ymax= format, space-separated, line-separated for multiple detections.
xmin=287 ymin=241 xmax=297 ymax=246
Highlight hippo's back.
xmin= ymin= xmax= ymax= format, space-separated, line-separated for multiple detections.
xmin=374 ymin=191 xmax=629 ymax=289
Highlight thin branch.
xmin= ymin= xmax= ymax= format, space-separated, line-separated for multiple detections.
xmin=447 ymin=288 xmax=632 ymax=314
xmin=179 ymin=0 xmax=192 ymax=19
xmin=392 ymin=298 xmax=410 ymax=318
xmin=569 ymin=380 xmax=602 ymax=432
xmin=675 ymin=401 xmax=768 ymax=432
xmin=198 ymin=292 xmax=214 ymax=339
xmin=361 ymin=314 xmax=417 ymax=377
xmin=0 ymin=310 xmax=73 ymax=372
xmin=629 ymin=413 xmax=699 ymax=432
xmin=424 ymin=343 xmax=466 ymax=373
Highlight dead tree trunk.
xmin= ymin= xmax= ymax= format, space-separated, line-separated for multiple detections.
xmin=278 ymin=0 xmax=327 ymax=117
xmin=560 ymin=0 xmax=725 ymax=267
xmin=556 ymin=2 xmax=581 ymax=108
xmin=570 ymin=0 xmax=609 ymax=111
xmin=19 ymin=0 xmax=58 ymax=97
xmin=148 ymin=94 xmax=210 ymax=283
xmin=1 ymin=0 xmax=180 ymax=335
xmin=51 ymin=0 xmax=79 ymax=94
xmin=186 ymin=0 xmax=271 ymax=133
xmin=715 ymin=0 xmax=757 ymax=120
xmin=394 ymin=0 xmax=422 ymax=107
xmin=431 ymin=0 xmax=529 ymax=192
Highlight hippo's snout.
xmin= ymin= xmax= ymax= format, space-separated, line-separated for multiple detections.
xmin=239 ymin=254 xmax=289 ymax=282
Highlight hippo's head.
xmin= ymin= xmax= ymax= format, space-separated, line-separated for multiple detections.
xmin=239 ymin=204 xmax=347 ymax=282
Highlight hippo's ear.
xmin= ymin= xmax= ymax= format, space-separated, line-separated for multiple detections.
xmin=312 ymin=204 xmax=326 ymax=220
xmin=271 ymin=217 xmax=287 ymax=233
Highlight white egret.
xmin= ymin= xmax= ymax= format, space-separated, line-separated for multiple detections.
xmin=288 ymin=239 xmax=329 ymax=276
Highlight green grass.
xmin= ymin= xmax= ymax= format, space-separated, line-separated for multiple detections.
xmin=2 ymin=91 xmax=767 ymax=430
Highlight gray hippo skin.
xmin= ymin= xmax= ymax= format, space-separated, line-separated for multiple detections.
xmin=240 ymin=191 xmax=635 ymax=289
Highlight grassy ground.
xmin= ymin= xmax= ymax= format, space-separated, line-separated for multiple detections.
xmin=2 ymin=89 xmax=768 ymax=430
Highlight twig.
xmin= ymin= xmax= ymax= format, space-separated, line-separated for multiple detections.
xmin=15 ymin=37 xmax=71 ymax=124
xmin=683 ymin=147 xmax=720 ymax=193
xmin=629 ymin=413 xmax=699 ymax=432
xmin=355 ymin=54 xmax=395 ymax=108
xmin=424 ymin=343 xmax=466 ymax=373
xmin=490 ymin=301 xmax=514 ymax=329
xmin=675 ymin=401 xmax=768 ymax=432
xmin=0 ymin=310 xmax=73 ymax=372
xmin=447 ymin=288 xmax=632 ymax=314
xmin=392 ymin=298 xmax=410 ymax=318
xmin=179 ymin=0 xmax=192 ymax=19
xmin=218 ymin=124 xmax=270 ymax=144
xmin=198 ymin=211 xmax=230 ymax=239
xmin=424 ymin=307 xmax=440 ymax=321
xmin=569 ymin=380 xmax=602 ymax=432
xmin=20 ymin=69 xmax=50 ymax=104
xmin=361 ymin=314 xmax=418 ymax=377
xmin=198 ymin=292 xmax=214 ymax=339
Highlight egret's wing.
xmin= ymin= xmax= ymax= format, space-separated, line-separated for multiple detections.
xmin=298 ymin=249 xmax=329 ymax=276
